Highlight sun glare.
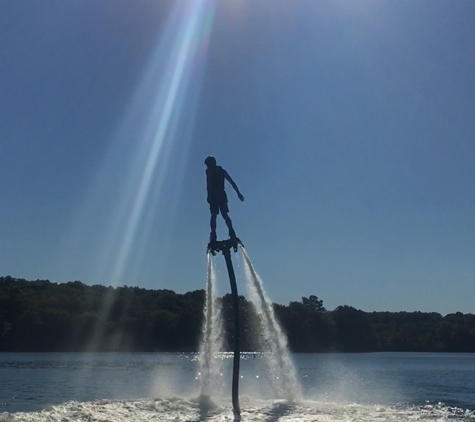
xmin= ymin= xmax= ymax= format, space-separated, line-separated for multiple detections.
xmin=94 ymin=0 xmax=215 ymax=286
xmin=59 ymin=0 xmax=216 ymax=351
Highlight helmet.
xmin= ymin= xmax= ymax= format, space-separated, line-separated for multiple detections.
xmin=204 ymin=156 xmax=216 ymax=166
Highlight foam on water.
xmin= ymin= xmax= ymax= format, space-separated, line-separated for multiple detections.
xmin=2 ymin=398 xmax=474 ymax=421
xmin=241 ymin=247 xmax=303 ymax=401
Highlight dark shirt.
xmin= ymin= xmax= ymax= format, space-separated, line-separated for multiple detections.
xmin=206 ymin=166 xmax=227 ymax=201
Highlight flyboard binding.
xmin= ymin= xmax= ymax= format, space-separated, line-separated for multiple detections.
xmin=207 ymin=237 xmax=243 ymax=256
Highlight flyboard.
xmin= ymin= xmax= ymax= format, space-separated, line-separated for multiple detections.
xmin=207 ymin=236 xmax=243 ymax=421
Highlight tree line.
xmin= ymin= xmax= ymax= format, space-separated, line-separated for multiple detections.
xmin=1 ymin=276 xmax=474 ymax=353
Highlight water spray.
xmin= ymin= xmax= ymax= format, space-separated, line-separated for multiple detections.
xmin=198 ymin=254 xmax=224 ymax=395
xmin=241 ymin=246 xmax=302 ymax=400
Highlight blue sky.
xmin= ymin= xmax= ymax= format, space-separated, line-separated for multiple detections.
xmin=1 ymin=0 xmax=474 ymax=314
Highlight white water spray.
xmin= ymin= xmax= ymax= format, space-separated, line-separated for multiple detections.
xmin=241 ymin=246 xmax=302 ymax=401
xmin=198 ymin=253 xmax=224 ymax=395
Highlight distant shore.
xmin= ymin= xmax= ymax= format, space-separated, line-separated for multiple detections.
xmin=1 ymin=276 xmax=474 ymax=353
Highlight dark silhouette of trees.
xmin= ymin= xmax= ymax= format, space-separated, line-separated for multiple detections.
xmin=1 ymin=276 xmax=474 ymax=353
xmin=333 ymin=306 xmax=377 ymax=352
xmin=274 ymin=295 xmax=334 ymax=352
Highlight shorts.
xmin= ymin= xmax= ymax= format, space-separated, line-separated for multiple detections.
xmin=209 ymin=192 xmax=229 ymax=215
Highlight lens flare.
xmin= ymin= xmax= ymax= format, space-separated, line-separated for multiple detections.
xmin=59 ymin=0 xmax=217 ymax=353
xmin=105 ymin=0 xmax=216 ymax=286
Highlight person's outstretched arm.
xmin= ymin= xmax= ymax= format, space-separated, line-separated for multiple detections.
xmin=224 ymin=171 xmax=244 ymax=201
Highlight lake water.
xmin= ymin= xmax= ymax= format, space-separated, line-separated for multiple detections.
xmin=1 ymin=352 xmax=474 ymax=421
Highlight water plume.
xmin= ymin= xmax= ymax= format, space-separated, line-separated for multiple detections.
xmin=198 ymin=253 xmax=225 ymax=395
xmin=241 ymin=246 xmax=302 ymax=401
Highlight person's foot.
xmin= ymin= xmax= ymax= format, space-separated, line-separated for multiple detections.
xmin=229 ymin=229 xmax=237 ymax=240
xmin=210 ymin=232 xmax=217 ymax=243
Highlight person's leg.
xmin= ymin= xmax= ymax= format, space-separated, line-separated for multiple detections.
xmin=210 ymin=212 xmax=218 ymax=242
xmin=221 ymin=211 xmax=236 ymax=239
xmin=209 ymin=202 xmax=219 ymax=242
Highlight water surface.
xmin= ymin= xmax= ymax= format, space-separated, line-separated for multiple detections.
xmin=1 ymin=352 xmax=474 ymax=421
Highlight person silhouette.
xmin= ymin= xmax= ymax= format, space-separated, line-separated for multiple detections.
xmin=205 ymin=156 xmax=244 ymax=243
